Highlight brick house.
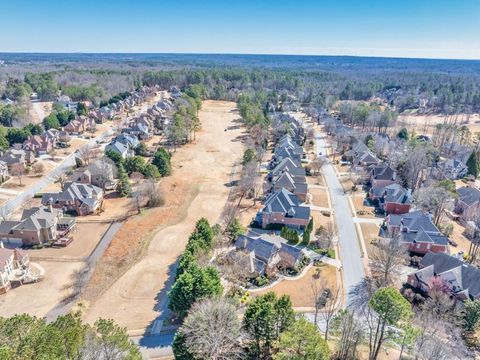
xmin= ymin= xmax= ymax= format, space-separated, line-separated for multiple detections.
xmin=0 ymin=149 xmax=35 ymax=173
xmin=369 ymin=164 xmax=396 ymax=188
xmin=234 ymin=233 xmax=307 ymax=277
xmin=407 ymin=252 xmax=480 ymax=300
xmin=0 ymin=206 xmax=76 ymax=246
xmin=386 ymin=211 xmax=449 ymax=255
xmin=23 ymin=134 xmax=55 ymax=155
xmin=370 ymin=183 xmax=412 ymax=215
xmin=454 ymin=186 xmax=480 ymax=221
xmin=257 ymin=188 xmax=311 ymax=229
xmin=42 ymin=182 xmax=104 ymax=216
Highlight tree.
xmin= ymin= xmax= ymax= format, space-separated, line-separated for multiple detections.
xmin=10 ymin=166 xmax=25 ymax=186
xmin=76 ymin=102 xmax=88 ymax=116
xmin=414 ymin=183 xmax=452 ymax=226
xmin=0 ymin=313 xmax=140 ymax=360
xmin=168 ymin=266 xmax=223 ymax=319
xmin=142 ymin=163 xmax=161 ymax=180
xmin=124 ymin=156 xmax=147 ymax=175
xmin=43 ymin=112 xmax=61 ymax=130
xmin=243 ymin=292 xmax=294 ymax=358
xmin=331 ymin=309 xmax=364 ymax=360
xmin=369 ymin=238 xmax=407 ymax=287
xmin=466 ymin=151 xmax=479 ymax=178
xmin=273 ymin=316 xmax=330 ymax=360
xmin=152 ymin=148 xmax=172 ymax=176
xmin=242 ymin=148 xmax=256 ymax=165
xmin=88 ymin=318 xmax=141 ymax=360
xmin=310 ymin=156 xmax=327 ymax=176
xmin=134 ymin=142 xmax=149 ymax=156
xmin=32 ymin=162 xmax=45 ymax=175
xmin=302 ymin=229 xmax=311 ymax=245
xmin=117 ymin=164 xmax=131 ymax=197
xmin=394 ymin=323 xmax=420 ymax=360
xmin=367 ymin=287 xmax=413 ymax=360
xmin=397 ymin=128 xmax=409 ymax=140
xmin=6 ymin=128 xmax=29 ymax=146
xmin=175 ymin=298 xmax=242 ymax=360
xmin=464 ymin=299 xmax=480 ymax=332
xmin=225 ymin=218 xmax=244 ymax=241
xmin=105 ymin=149 xmax=123 ymax=166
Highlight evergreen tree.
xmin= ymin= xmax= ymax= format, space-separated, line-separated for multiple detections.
xmin=117 ymin=164 xmax=131 ymax=197
xmin=467 ymin=151 xmax=479 ymax=178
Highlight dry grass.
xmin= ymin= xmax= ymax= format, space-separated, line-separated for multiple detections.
xmin=360 ymin=223 xmax=381 ymax=256
xmin=82 ymin=101 xmax=245 ymax=330
xmin=255 ymin=264 xmax=338 ymax=308
xmin=352 ymin=194 xmax=375 ymax=217
xmin=309 ymin=188 xmax=329 ymax=208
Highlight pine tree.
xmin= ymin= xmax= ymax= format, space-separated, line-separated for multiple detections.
xmin=467 ymin=151 xmax=479 ymax=178
xmin=117 ymin=164 xmax=131 ymax=197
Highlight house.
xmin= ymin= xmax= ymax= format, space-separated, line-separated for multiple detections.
xmin=105 ymin=140 xmax=134 ymax=159
xmin=0 ymin=205 xmax=76 ymax=246
xmin=344 ymin=142 xmax=380 ymax=168
xmin=407 ymin=252 xmax=480 ymax=300
xmin=0 ymin=149 xmax=34 ymax=172
xmin=23 ymin=134 xmax=55 ymax=155
xmin=122 ymin=122 xmax=150 ymax=139
xmin=63 ymin=116 xmax=96 ymax=135
xmin=114 ymin=133 xmax=139 ymax=149
xmin=269 ymin=157 xmax=306 ymax=180
xmin=234 ymin=233 xmax=306 ymax=276
xmin=454 ymin=186 xmax=480 ymax=221
xmin=437 ymin=158 xmax=468 ymax=180
xmin=257 ymin=188 xmax=311 ymax=229
xmin=370 ymin=183 xmax=412 ymax=215
xmin=0 ymin=247 xmax=30 ymax=294
xmin=386 ymin=211 xmax=449 ymax=255
xmin=369 ymin=164 xmax=396 ymax=188
xmin=267 ymin=171 xmax=308 ymax=202
xmin=42 ymin=182 xmax=104 ymax=216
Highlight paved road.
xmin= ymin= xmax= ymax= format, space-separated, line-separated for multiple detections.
xmin=315 ymin=133 xmax=365 ymax=304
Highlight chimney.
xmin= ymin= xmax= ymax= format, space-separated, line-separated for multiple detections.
xmin=0 ymin=240 xmax=4 ymax=248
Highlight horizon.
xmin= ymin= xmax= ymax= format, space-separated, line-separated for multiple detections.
xmin=1 ymin=51 xmax=480 ymax=62
xmin=1 ymin=0 xmax=479 ymax=60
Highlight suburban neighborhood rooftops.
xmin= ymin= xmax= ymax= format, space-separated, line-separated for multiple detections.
xmin=457 ymin=186 xmax=480 ymax=206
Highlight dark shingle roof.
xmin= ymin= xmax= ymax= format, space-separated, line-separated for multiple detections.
xmin=457 ymin=187 xmax=480 ymax=206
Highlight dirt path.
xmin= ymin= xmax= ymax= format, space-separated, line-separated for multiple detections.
xmin=83 ymin=100 xmax=245 ymax=330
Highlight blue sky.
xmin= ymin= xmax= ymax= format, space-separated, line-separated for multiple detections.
xmin=1 ymin=0 xmax=479 ymax=59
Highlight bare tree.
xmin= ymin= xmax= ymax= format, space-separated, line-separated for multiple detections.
xmin=77 ymin=144 xmax=96 ymax=166
xmin=11 ymin=166 xmax=25 ymax=186
xmin=331 ymin=309 xmax=364 ymax=360
xmin=310 ymin=155 xmax=327 ymax=176
xmin=88 ymin=157 xmax=118 ymax=191
xmin=314 ymin=223 xmax=335 ymax=249
xmin=236 ymin=161 xmax=259 ymax=208
xmin=414 ymin=185 xmax=452 ymax=226
xmin=178 ymin=297 xmax=243 ymax=360
xmin=369 ymin=237 xmax=407 ymax=288
xmin=319 ymin=286 xmax=340 ymax=341
xmin=32 ymin=162 xmax=45 ymax=175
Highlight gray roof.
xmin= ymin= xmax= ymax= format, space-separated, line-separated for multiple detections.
xmin=396 ymin=210 xmax=439 ymax=233
xmin=370 ymin=164 xmax=395 ymax=181
xmin=401 ymin=228 xmax=449 ymax=246
xmin=383 ymin=184 xmax=412 ymax=204
xmin=262 ymin=188 xmax=310 ymax=220
xmin=271 ymin=157 xmax=305 ymax=177
xmin=419 ymin=252 xmax=480 ymax=299
xmin=42 ymin=182 xmax=102 ymax=208
xmin=457 ymin=187 xmax=480 ymax=206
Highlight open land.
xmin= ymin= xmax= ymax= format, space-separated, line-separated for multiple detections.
xmin=83 ymin=100 xmax=245 ymax=331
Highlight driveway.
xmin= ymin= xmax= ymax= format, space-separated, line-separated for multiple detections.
xmin=315 ymin=133 xmax=365 ymax=303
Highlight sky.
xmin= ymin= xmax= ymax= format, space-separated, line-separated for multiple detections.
xmin=1 ymin=0 xmax=479 ymax=59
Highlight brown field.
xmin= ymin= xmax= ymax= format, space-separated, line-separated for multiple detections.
xmin=306 ymin=174 xmax=326 ymax=187
xmin=0 ymin=260 xmax=85 ymax=318
xmin=397 ymin=112 xmax=480 ymax=136
xmin=1 ymin=160 xmax=55 ymax=191
xmin=309 ymin=188 xmax=329 ymax=208
xmin=83 ymin=100 xmax=245 ymax=330
xmin=352 ymin=194 xmax=375 ymax=217
xmin=30 ymin=222 xmax=111 ymax=261
xmin=360 ymin=223 xmax=381 ymax=256
xmin=255 ymin=264 xmax=338 ymax=308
